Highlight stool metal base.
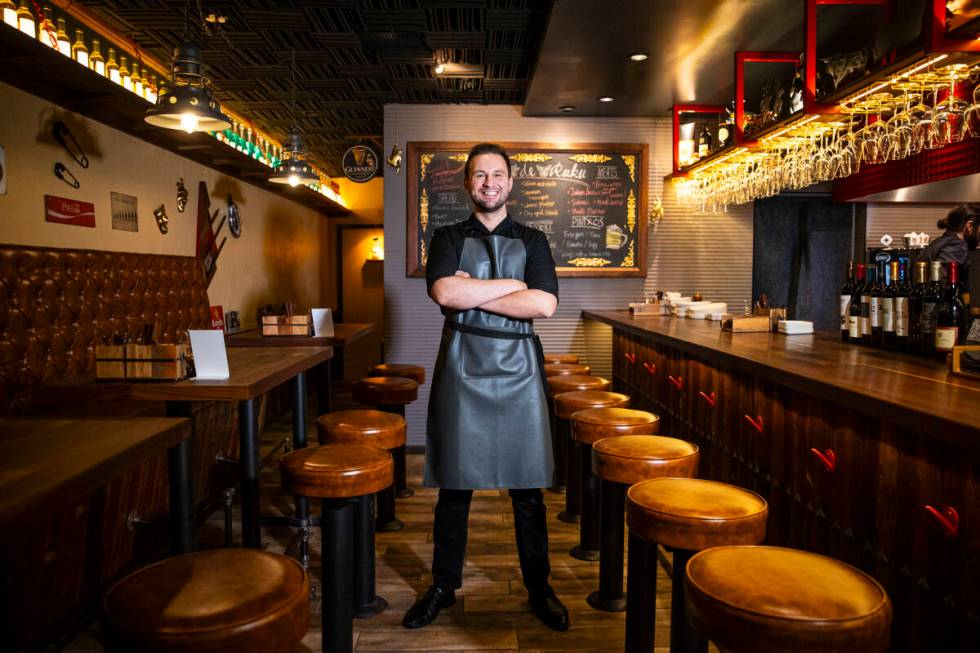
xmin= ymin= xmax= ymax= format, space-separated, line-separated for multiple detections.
xmin=586 ymin=590 xmax=626 ymax=612
xmin=396 ymin=488 xmax=415 ymax=499
xmin=569 ymin=545 xmax=600 ymax=561
xmin=557 ymin=511 xmax=580 ymax=524
xmin=547 ymin=486 xmax=566 ymax=494
xmin=354 ymin=596 xmax=388 ymax=619
xmin=376 ymin=518 xmax=404 ymax=532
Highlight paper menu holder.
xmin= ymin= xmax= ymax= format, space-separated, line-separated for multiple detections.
xmin=188 ymin=329 xmax=230 ymax=380
xmin=312 ymin=308 xmax=334 ymax=337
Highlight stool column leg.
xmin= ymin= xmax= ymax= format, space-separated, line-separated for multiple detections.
xmin=570 ymin=443 xmax=599 ymax=561
xmin=624 ymin=533 xmax=658 ymax=653
xmin=547 ymin=396 xmax=565 ymax=493
xmin=375 ymin=483 xmax=403 ymax=533
xmin=393 ymin=445 xmax=413 ymax=498
xmin=353 ymin=494 xmax=387 ymax=618
xmin=557 ymin=419 xmax=580 ymax=524
xmin=670 ymin=548 xmax=708 ymax=653
xmin=588 ymin=480 xmax=626 ymax=611
xmin=322 ymin=498 xmax=354 ymax=653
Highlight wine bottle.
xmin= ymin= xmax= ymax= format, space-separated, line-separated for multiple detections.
xmin=851 ymin=264 xmax=866 ymax=344
xmin=894 ymin=259 xmax=910 ymax=351
xmin=90 ymin=39 xmax=105 ymax=76
xmin=1 ymin=0 xmax=16 ymax=28
xmin=840 ymin=261 xmax=855 ymax=341
xmin=882 ymin=262 xmax=896 ymax=349
xmin=120 ymin=56 xmax=132 ymax=92
xmin=15 ymin=0 xmax=34 ymax=37
xmin=38 ymin=7 xmax=56 ymax=48
xmin=71 ymin=29 xmax=88 ymax=67
xmin=868 ymin=264 xmax=880 ymax=346
xmin=55 ymin=18 xmax=70 ymax=56
xmin=909 ymin=261 xmax=927 ymax=353
xmin=698 ymin=124 xmax=712 ymax=158
xmin=935 ymin=261 xmax=965 ymax=355
xmin=919 ymin=261 xmax=943 ymax=356
xmin=107 ymin=48 xmax=120 ymax=84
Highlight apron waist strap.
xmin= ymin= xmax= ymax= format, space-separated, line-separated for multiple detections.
xmin=446 ymin=321 xmax=534 ymax=340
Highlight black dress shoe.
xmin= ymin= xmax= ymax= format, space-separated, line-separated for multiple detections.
xmin=529 ymin=586 xmax=570 ymax=631
xmin=402 ymin=585 xmax=456 ymax=629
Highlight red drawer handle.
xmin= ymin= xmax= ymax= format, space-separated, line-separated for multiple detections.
xmin=643 ymin=362 xmax=656 ymax=375
xmin=809 ymin=448 xmax=836 ymax=473
xmin=699 ymin=391 xmax=716 ymax=407
xmin=744 ymin=414 xmax=763 ymax=433
xmin=924 ymin=505 xmax=959 ymax=538
xmin=624 ymin=353 xmax=636 ymax=364
xmin=668 ymin=375 xmax=683 ymax=390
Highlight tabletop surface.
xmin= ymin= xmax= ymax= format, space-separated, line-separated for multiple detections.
xmin=0 ymin=417 xmax=191 ymax=527
xmin=225 ymin=323 xmax=376 ymax=348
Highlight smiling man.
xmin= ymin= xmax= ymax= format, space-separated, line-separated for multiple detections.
xmin=402 ymin=143 xmax=569 ymax=631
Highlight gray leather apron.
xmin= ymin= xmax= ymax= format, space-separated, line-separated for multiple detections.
xmin=424 ymin=235 xmax=554 ymax=490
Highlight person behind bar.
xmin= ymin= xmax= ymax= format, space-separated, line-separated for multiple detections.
xmin=916 ymin=203 xmax=978 ymax=272
xmin=402 ymin=143 xmax=569 ymax=631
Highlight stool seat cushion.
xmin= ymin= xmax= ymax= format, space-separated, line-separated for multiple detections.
xmin=281 ymin=443 xmax=393 ymax=498
xmin=548 ymin=374 xmax=611 ymax=395
xmin=685 ymin=545 xmax=892 ymax=653
xmin=571 ymin=407 xmax=660 ymax=444
xmin=543 ymin=362 xmax=591 ymax=377
xmin=316 ymin=409 xmax=406 ymax=450
xmin=627 ymin=478 xmax=767 ymax=550
xmin=543 ymin=352 xmax=579 ymax=364
xmin=352 ymin=376 xmax=419 ymax=406
xmin=555 ymin=390 xmax=629 ymax=419
xmin=369 ymin=363 xmax=426 ymax=385
xmin=103 ymin=549 xmax=309 ymax=653
xmin=592 ymin=435 xmax=699 ymax=484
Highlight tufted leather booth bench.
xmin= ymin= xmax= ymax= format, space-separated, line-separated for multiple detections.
xmin=0 ymin=244 xmax=238 ymax=650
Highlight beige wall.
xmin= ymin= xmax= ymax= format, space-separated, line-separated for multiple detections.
xmin=323 ymin=177 xmax=385 ymax=309
xmin=0 ymin=81 xmax=328 ymax=327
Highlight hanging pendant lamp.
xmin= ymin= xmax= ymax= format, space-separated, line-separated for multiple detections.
xmin=269 ymin=133 xmax=319 ymax=186
xmin=145 ymin=41 xmax=231 ymax=133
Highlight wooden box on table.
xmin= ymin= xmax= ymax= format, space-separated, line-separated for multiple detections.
xmin=95 ymin=344 xmax=190 ymax=380
xmin=262 ymin=314 xmax=313 ymax=337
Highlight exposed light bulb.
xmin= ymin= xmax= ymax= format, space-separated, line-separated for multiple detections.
xmin=288 ymin=174 xmax=300 ymax=187
xmin=629 ymin=53 xmax=648 ymax=62
xmin=433 ymin=62 xmax=445 ymax=75
xmin=180 ymin=113 xmax=200 ymax=133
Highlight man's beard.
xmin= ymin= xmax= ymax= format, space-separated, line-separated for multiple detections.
xmin=472 ymin=190 xmax=508 ymax=213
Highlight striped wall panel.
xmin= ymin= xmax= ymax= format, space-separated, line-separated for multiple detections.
xmin=866 ymin=202 xmax=947 ymax=247
xmin=383 ymin=105 xmax=753 ymax=445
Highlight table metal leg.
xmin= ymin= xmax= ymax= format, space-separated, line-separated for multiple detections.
xmin=322 ymin=498 xmax=354 ymax=652
xmin=292 ymin=372 xmax=310 ymax=566
xmin=165 ymin=402 xmax=195 ymax=555
xmin=239 ymin=397 xmax=261 ymax=549
xmin=318 ymin=359 xmax=332 ymax=416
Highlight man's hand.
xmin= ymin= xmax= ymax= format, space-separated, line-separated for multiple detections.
xmin=454 ymin=270 xmax=470 ymax=278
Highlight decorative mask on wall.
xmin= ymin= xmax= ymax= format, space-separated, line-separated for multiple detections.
xmin=176 ymin=178 xmax=189 ymax=212
xmin=226 ymin=193 xmax=241 ymax=237
xmin=386 ymin=144 xmax=402 ymax=174
xmin=153 ymin=205 xmax=170 ymax=234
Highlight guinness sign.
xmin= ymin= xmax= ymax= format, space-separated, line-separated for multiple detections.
xmin=342 ymin=145 xmax=379 ymax=183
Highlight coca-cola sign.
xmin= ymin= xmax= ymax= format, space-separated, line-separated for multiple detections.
xmin=44 ymin=195 xmax=95 ymax=227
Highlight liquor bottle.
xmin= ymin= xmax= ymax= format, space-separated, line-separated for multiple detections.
xmin=909 ymin=261 xmax=927 ymax=352
xmin=840 ymin=261 xmax=855 ymax=341
xmin=15 ymin=0 xmax=33 ymax=37
xmin=850 ymin=264 xmax=866 ymax=344
xmin=106 ymin=47 xmax=120 ymax=84
xmin=146 ymin=74 xmax=158 ymax=104
xmin=120 ymin=56 xmax=132 ymax=91
xmin=55 ymin=17 xmax=69 ymax=56
xmin=71 ymin=29 xmax=88 ymax=67
xmin=919 ymin=261 xmax=943 ymax=356
xmin=894 ymin=259 xmax=910 ymax=351
xmin=698 ymin=124 xmax=712 ymax=158
xmin=1 ymin=0 xmax=16 ymax=28
xmin=37 ymin=7 xmax=55 ymax=47
xmin=868 ymin=264 xmax=881 ymax=346
xmin=935 ymin=262 xmax=965 ymax=355
xmin=89 ymin=38 xmax=104 ymax=75
xmin=882 ymin=262 xmax=896 ymax=349
xmin=133 ymin=63 xmax=144 ymax=98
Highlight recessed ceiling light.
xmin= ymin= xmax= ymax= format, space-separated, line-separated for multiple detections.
xmin=629 ymin=53 xmax=648 ymax=62
xmin=559 ymin=105 xmax=576 ymax=112
xmin=598 ymin=96 xmax=614 ymax=103
xmin=433 ymin=62 xmax=446 ymax=75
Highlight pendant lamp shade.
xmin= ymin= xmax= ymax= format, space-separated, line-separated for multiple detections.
xmin=269 ymin=133 xmax=319 ymax=186
xmin=145 ymin=41 xmax=230 ymax=133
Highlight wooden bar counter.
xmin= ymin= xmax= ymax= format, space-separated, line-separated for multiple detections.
xmin=583 ymin=310 xmax=979 ymax=653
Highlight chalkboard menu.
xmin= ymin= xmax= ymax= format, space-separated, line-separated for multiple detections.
xmin=406 ymin=142 xmax=648 ymax=277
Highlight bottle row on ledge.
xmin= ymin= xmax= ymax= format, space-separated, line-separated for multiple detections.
xmin=840 ymin=258 xmax=975 ymax=357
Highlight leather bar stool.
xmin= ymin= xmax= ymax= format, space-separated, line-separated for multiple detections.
xmin=568 ymin=408 xmax=661 ymax=562
xmin=369 ymin=363 xmax=426 ymax=386
xmin=588 ymin=435 xmax=699 ymax=612
xmin=544 ymin=352 xmax=579 ymax=364
xmin=548 ymin=374 xmax=611 ymax=498
xmin=544 ymin=362 xmax=591 ymax=377
xmin=352 ymin=376 xmax=418 ymax=500
xmin=625 ymin=478 xmax=768 ymax=653
xmin=281 ymin=443 xmax=392 ymax=653
xmin=552 ymin=387 xmax=626 ymax=523
xmin=102 ymin=549 xmax=309 ymax=653
xmin=317 ymin=410 xmax=406 ymax=616
xmin=685 ymin=546 xmax=892 ymax=653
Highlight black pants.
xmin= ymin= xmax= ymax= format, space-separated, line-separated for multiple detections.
xmin=432 ymin=488 xmax=551 ymax=593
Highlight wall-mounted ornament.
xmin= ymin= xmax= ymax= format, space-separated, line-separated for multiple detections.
xmin=153 ymin=205 xmax=170 ymax=234
xmin=176 ymin=178 xmax=189 ymax=212
xmin=386 ymin=144 xmax=402 ymax=174
xmin=649 ymin=196 xmax=664 ymax=225
xmin=0 ymin=145 xmax=6 ymax=195
xmin=53 ymin=121 xmax=89 ymax=168
xmin=226 ymin=193 xmax=241 ymax=237
xmin=342 ymin=144 xmax=379 ymax=182
xmin=110 ymin=192 xmax=138 ymax=232
xmin=45 ymin=195 xmax=95 ymax=227
xmin=54 ymin=162 xmax=80 ymax=189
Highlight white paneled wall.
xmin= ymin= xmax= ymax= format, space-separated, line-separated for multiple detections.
xmin=867 ymin=202 xmax=948 ymax=247
xmin=383 ymin=105 xmax=753 ymax=445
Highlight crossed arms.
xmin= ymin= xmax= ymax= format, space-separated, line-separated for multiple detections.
xmin=430 ymin=271 xmax=557 ymax=319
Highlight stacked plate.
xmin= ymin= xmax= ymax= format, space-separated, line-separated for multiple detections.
xmin=777 ymin=320 xmax=814 ymax=335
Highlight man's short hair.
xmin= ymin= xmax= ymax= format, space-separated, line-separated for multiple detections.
xmin=465 ymin=143 xmax=511 ymax=179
